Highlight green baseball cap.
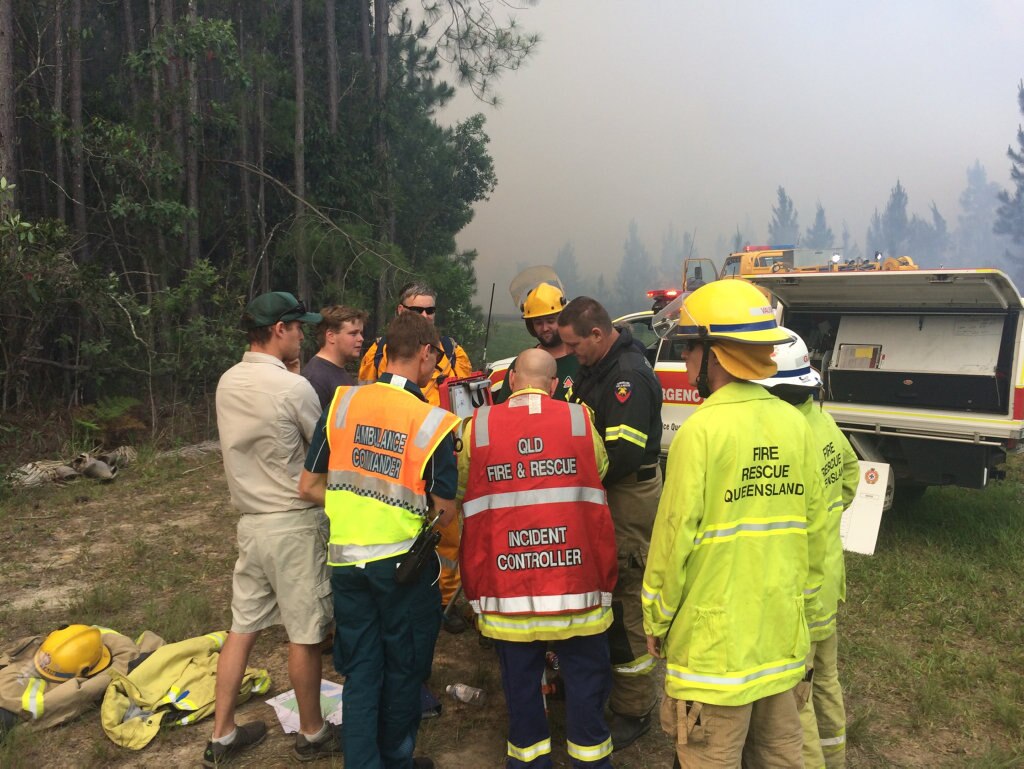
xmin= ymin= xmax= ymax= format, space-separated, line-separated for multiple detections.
xmin=243 ymin=292 xmax=322 ymax=329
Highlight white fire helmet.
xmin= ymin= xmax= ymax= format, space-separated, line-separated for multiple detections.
xmin=752 ymin=327 xmax=822 ymax=389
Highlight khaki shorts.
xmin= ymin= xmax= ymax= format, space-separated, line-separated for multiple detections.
xmin=230 ymin=508 xmax=333 ymax=644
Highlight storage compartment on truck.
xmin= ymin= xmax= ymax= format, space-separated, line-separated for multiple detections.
xmin=824 ymin=314 xmax=1009 ymax=412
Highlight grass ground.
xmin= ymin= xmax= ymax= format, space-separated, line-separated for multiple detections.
xmin=0 ymin=445 xmax=1023 ymax=767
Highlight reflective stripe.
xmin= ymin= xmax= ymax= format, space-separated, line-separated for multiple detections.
xmin=205 ymin=632 xmax=227 ymax=649
xmin=641 ymin=583 xmax=677 ymax=623
xmin=605 ymin=424 xmax=647 ymax=447
xmin=613 ymin=653 xmax=655 ymax=675
xmin=507 ymin=737 xmax=552 ymax=762
xmin=667 ymin=657 xmax=805 ymax=688
xmin=437 ymin=553 xmax=459 ymax=570
xmin=462 ymin=486 xmax=606 ymax=518
xmin=807 ymin=611 xmax=837 ymax=630
xmin=21 ymin=677 xmax=45 ymax=719
xmin=331 ymin=386 xmax=359 ymax=429
xmin=326 ymin=469 xmax=428 ymax=516
xmin=804 ymin=584 xmax=822 ymax=596
xmin=416 ymin=407 xmax=452 ymax=450
xmin=694 ymin=518 xmax=807 ymax=546
xmin=678 ymin=318 xmax=778 ymax=335
xmin=776 ymin=365 xmax=813 ymax=377
xmin=474 ymin=406 xmax=491 ymax=447
xmin=329 ymin=537 xmax=416 ymax=565
xmin=476 ymin=606 xmax=612 ymax=637
xmin=820 ymin=733 xmax=846 ymax=747
xmin=567 ymin=736 xmax=613 ymax=762
xmin=252 ymin=674 xmax=272 ymax=694
xmin=474 ymin=590 xmax=610 ymax=614
xmin=567 ymin=402 xmax=587 ymax=437
xmin=828 ymin=500 xmax=844 ymax=512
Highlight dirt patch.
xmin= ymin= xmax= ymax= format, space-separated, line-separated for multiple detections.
xmin=0 ymin=456 xmax=677 ymax=768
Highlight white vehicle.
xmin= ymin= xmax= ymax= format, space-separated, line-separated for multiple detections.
xmin=489 ymin=268 xmax=1024 ymax=505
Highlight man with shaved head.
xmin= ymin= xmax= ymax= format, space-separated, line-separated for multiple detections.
xmin=458 ymin=346 xmax=619 ymax=767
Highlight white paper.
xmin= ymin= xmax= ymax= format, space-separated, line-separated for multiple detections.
xmin=840 ymin=461 xmax=888 ymax=556
xmin=265 ymin=679 xmax=344 ymax=734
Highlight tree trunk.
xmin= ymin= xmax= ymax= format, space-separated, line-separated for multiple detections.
xmin=185 ymin=0 xmax=200 ymax=268
xmin=147 ymin=0 xmax=167 ymax=273
xmin=359 ymin=0 xmax=371 ymax=67
xmin=54 ymin=0 xmax=66 ymax=223
xmin=0 ymin=0 xmax=15 ymax=202
xmin=256 ymin=2 xmax=268 ymax=295
xmin=292 ymin=0 xmax=308 ymax=301
xmin=236 ymin=1 xmax=256 ymax=277
xmin=122 ymin=0 xmax=142 ymax=110
xmin=326 ymin=0 xmax=338 ymax=135
xmin=372 ymin=0 xmax=393 ymax=241
xmin=70 ymin=0 xmax=88 ymax=260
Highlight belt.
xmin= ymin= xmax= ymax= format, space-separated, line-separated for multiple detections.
xmin=622 ymin=465 xmax=658 ymax=483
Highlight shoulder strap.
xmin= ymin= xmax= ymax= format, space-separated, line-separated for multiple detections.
xmin=373 ymin=336 xmax=386 ymax=377
xmin=441 ymin=336 xmax=457 ymax=370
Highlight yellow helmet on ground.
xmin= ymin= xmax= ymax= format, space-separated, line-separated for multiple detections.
xmin=676 ymin=279 xmax=791 ymax=345
xmin=33 ymin=624 xmax=112 ymax=682
xmin=521 ymin=282 xmax=567 ymax=320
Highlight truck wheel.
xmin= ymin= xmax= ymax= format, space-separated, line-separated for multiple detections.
xmin=894 ymin=483 xmax=929 ymax=507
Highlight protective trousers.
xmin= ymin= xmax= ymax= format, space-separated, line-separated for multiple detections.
xmin=437 ymin=506 xmax=461 ymax=607
xmin=799 ymin=632 xmax=847 ymax=768
xmin=661 ymin=687 xmax=803 ymax=769
xmin=495 ymin=634 xmax=613 ymax=768
xmin=605 ymin=470 xmax=661 ymax=718
xmin=332 ymin=555 xmax=441 ymax=769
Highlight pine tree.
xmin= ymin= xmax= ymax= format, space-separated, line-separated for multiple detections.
xmin=614 ymin=220 xmax=656 ymax=315
xmin=768 ymin=186 xmax=799 ymax=245
xmin=803 ymin=203 xmax=834 ymax=249
xmin=553 ymin=241 xmax=582 ymax=297
xmin=956 ymin=161 xmax=1011 ymax=268
xmin=995 ymin=80 xmax=1024 ymax=279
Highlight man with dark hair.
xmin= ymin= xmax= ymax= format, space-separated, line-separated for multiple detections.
xmin=207 ymin=291 xmax=342 ymax=766
xmin=359 ymin=281 xmax=473 ymax=632
xmin=557 ymin=296 xmax=664 ymax=751
xmin=303 ymin=305 xmax=368 ymax=410
xmin=299 ymin=311 xmax=460 ymax=769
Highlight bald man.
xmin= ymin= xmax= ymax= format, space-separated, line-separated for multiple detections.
xmin=458 ymin=347 xmax=618 ymax=767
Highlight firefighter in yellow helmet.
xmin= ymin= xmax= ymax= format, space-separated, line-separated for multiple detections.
xmin=494 ymin=281 xmax=578 ymax=403
xmin=33 ymin=625 xmax=112 ymax=681
xmin=642 ymin=279 xmax=828 ymax=767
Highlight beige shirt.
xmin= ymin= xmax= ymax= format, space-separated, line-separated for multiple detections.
xmin=216 ymin=351 xmax=321 ymax=514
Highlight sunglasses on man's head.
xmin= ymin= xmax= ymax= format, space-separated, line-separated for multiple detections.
xmin=402 ymin=304 xmax=436 ymax=316
xmin=277 ymin=300 xmax=307 ymax=322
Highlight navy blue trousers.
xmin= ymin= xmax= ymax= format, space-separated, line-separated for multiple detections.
xmin=332 ymin=556 xmax=441 ymax=769
xmin=495 ymin=632 xmax=613 ymax=768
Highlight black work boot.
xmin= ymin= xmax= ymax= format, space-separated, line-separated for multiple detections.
xmin=609 ymin=711 xmax=652 ymax=752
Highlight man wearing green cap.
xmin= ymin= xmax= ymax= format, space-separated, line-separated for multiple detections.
xmin=207 ymin=291 xmax=343 ymax=766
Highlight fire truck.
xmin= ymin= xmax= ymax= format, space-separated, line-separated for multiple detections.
xmin=720 ymin=245 xmax=918 ymax=277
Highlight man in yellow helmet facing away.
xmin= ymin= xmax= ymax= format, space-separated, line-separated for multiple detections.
xmin=642 ymin=279 xmax=827 ymax=767
xmin=495 ymin=280 xmax=578 ymax=403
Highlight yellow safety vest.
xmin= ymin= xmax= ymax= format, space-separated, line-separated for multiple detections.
xmin=325 ymin=379 xmax=459 ymax=566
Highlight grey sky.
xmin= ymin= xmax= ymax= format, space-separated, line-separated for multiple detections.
xmin=439 ymin=0 xmax=1024 ymax=310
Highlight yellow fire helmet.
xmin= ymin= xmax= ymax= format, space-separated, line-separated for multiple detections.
xmin=672 ymin=279 xmax=792 ymax=346
xmin=33 ymin=624 xmax=112 ymax=682
xmin=521 ymin=282 xmax=567 ymax=320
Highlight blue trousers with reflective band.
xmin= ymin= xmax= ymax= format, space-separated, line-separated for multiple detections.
xmin=332 ymin=555 xmax=441 ymax=769
xmin=496 ymin=632 xmax=613 ymax=768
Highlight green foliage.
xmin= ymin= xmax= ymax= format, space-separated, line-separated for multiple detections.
xmin=803 ymin=203 xmax=835 ymax=249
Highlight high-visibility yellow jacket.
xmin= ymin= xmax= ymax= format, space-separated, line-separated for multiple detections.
xmin=642 ymin=382 xmax=827 ymax=706
xmin=797 ymin=397 xmax=860 ymax=641
xmin=325 ymin=379 xmax=460 ymax=566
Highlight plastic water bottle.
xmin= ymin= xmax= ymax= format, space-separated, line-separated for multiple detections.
xmin=446 ymin=683 xmax=485 ymax=705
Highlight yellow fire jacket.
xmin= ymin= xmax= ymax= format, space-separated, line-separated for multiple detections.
xmin=642 ymin=382 xmax=827 ymax=706
xmin=100 ymin=631 xmax=270 ymax=750
xmin=797 ymin=397 xmax=860 ymax=641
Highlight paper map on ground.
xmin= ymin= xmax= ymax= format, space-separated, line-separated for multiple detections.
xmin=840 ymin=461 xmax=888 ymax=556
xmin=265 ymin=679 xmax=344 ymax=733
